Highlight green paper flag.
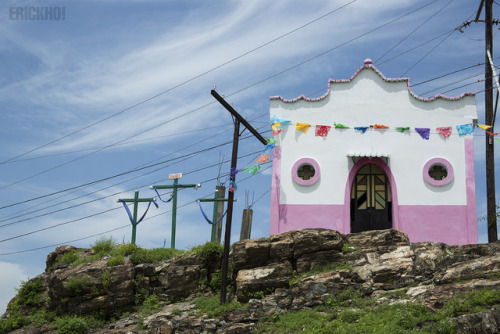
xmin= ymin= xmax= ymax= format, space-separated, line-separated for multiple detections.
xmin=496 ymin=138 xmax=500 ymax=144
xmin=334 ymin=122 xmax=349 ymax=129
xmin=242 ymin=165 xmax=261 ymax=175
xmin=396 ymin=127 xmax=410 ymax=133
xmin=267 ymin=138 xmax=277 ymax=144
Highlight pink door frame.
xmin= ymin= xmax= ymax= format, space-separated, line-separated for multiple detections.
xmin=342 ymin=157 xmax=399 ymax=234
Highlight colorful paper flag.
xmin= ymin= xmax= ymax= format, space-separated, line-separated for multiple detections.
xmin=486 ymin=130 xmax=499 ymax=136
xmin=228 ymin=184 xmax=236 ymax=193
xmin=354 ymin=126 xmax=369 ymax=133
xmin=296 ymin=122 xmax=311 ymax=133
xmin=271 ymin=122 xmax=281 ymax=131
xmin=315 ymin=125 xmax=331 ymax=137
xmin=477 ymin=123 xmax=492 ymax=130
xmin=272 ymin=129 xmax=283 ymax=136
xmin=395 ymin=127 xmax=410 ymax=133
xmin=267 ymin=138 xmax=277 ymax=144
xmin=334 ymin=122 xmax=349 ymax=129
xmin=496 ymin=138 xmax=500 ymax=144
xmin=374 ymin=124 xmax=389 ymax=129
xmin=230 ymin=167 xmax=239 ymax=178
xmin=456 ymin=124 xmax=474 ymax=136
xmin=415 ymin=127 xmax=430 ymax=140
xmin=242 ymin=165 xmax=261 ymax=175
xmin=263 ymin=143 xmax=276 ymax=153
xmin=437 ymin=126 xmax=452 ymax=138
xmin=256 ymin=154 xmax=270 ymax=163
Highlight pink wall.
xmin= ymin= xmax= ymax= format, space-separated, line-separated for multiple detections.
xmin=270 ymin=143 xmax=478 ymax=245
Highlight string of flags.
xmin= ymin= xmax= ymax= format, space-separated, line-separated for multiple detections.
xmin=269 ymin=115 xmax=499 ymax=141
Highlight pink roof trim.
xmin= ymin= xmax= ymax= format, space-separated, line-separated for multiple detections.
xmin=270 ymin=59 xmax=476 ymax=103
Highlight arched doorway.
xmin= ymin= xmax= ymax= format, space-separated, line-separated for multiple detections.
xmin=350 ymin=163 xmax=392 ymax=233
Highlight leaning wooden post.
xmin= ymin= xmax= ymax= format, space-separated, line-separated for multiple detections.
xmin=215 ymin=185 xmax=226 ymax=243
xmin=211 ymin=89 xmax=267 ymax=305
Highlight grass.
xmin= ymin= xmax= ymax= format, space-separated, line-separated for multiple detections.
xmin=190 ymin=241 xmax=223 ymax=262
xmin=64 ymin=276 xmax=91 ymax=295
xmin=193 ymin=295 xmax=246 ymax=318
xmin=257 ymin=288 xmax=500 ymax=333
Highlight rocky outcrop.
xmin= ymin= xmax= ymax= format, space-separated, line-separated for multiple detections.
xmin=2 ymin=228 xmax=500 ymax=333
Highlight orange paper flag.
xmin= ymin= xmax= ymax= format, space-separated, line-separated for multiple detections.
xmin=374 ymin=124 xmax=389 ymax=129
xmin=256 ymin=154 xmax=270 ymax=163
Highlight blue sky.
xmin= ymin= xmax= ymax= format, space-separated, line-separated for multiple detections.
xmin=0 ymin=0 xmax=498 ymax=315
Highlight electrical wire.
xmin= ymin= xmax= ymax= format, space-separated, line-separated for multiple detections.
xmin=0 ymin=1 xmax=357 ymax=166
xmin=374 ymin=0 xmax=453 ymax=64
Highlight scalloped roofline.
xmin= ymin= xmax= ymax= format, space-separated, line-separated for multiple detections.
xmin=270 ymin=59 xmax=476 ymax=103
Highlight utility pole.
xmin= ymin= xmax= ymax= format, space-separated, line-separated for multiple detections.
xmin=482 ymin=0 xmax=498 ymax=242
xmin=197 ymin=187 xmax=231 ymax=242
xmin=151 ymin=173 xmax=201 ymax=249
xmin=211 ymin=90 xmax=267 ymax=304
xmin=117 ymin=190 xmax=157 ymax=245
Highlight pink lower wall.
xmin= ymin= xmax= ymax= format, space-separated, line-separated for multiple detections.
xmin=270 ymin=139 xmax=478 ymax=245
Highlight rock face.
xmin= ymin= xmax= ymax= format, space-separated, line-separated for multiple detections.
xmin=3 ymin=228 xmax=500 ymax=333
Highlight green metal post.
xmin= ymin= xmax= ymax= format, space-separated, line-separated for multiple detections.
xmin=117 ymin=190 xmax=156 ymax=245
xmin=131 ymin=190 xmax=139 ymax=245
xmin=171 ymin=179 xmax=178 ymax=249
xmin=151 ymin=177 xmax=200 ymax=249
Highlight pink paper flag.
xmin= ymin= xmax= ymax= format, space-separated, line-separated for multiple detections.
xmin=315 ymin=125 xmax=331 ymax=137
xmin=256 ymin=154 xmax=270 ymax=163
xmin=437 ymin=126 xmax=452 ymax=138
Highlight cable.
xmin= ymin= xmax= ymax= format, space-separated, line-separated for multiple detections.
xmin=374 ymin=0 xmax=453 ymax=64
xmin=0 ymin=1 xmax=433 ymax=192
xmin=0 ymin=150 xmax=267 ymax=243
xmin=0 ymin=1 xmax=357 ymax=166
xmin=400 ymin=29 xmax=456 ymax=76
xmin=411 ymin=63 xmax=484 ymax=87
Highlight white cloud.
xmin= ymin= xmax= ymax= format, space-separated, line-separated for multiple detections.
xmin=0 ymin=262 xmax=29 ymax=316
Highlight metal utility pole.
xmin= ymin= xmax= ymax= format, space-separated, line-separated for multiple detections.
xmin=151 ymin=173 xmax=200 ymax=249
xmin=482 ymin=0 xmax=498 ymax=242
xmin=117 ymin=190 xmax=157 ymax=245
xmin=197 ymin=187 xmax=231 ymax=242
xmin=211 ymin=89 xmax=267 ymax=304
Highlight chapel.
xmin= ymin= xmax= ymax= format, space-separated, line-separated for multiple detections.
xmin=269 ymin=59 xmax=478 ymax=245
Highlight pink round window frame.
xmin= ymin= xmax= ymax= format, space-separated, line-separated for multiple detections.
xmin=423 ymin=158 xmax=454 ymax=186
xmin=292 ymin=158 xmax=320 ymax=186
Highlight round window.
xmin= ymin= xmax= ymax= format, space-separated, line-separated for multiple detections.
xmin=423 ymin=158 xmax=454 ymax=186
xmin=292 ymin=158 xmax=320 ymax=186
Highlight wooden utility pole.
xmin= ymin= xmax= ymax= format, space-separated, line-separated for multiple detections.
xmin=117 ymin=190 xmax=157 ymax=245
xmin=211 ymin=90 xmax=267 ymax=304
xmin=240 ymin=208 xmax=253 ymax=241
xmin=215 ymin=185 xmax=226 ymax=243
xmin=197 ymin=187 xmax=231 ymax=243
xmin=483 ymin=0 xmax=498 ymax=242
xmin=151 ymin=174 xmax=201 ymax=249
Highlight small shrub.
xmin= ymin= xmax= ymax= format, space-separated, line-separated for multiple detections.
xmin=91 ymin=236 xmax=116 ymax=254
xmin=55 ymin=315 xmax=102 ymax=334
xmin=191 ymin=242 xmax=223 ymax=262
xmin=56 ymin=251 xmax=79 ymax=266
xmin=102 ymin=269 xmax=111 ymax=291
xmin=342 ymin=243 xmax=357 ymax=254
xmin=107 ymin=255 xmax=124 ymax=267
xmin=194 ymin=296 xmax=246 ymax=318
xmin=16 ymin=279 xmax=44 ymax=306
xmin=209 ymin=269 xmax=222 ymax=292
xmin=64 ymin=276 xmax=91 ymax=295
xmin=138 ymin=295 xmax=161 ymax=317
xmin=171 ymin=308 xmax=181 ymax=316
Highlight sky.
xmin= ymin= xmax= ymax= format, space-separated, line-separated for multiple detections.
xmin=0 ymin=0 xmax=499 ymax=315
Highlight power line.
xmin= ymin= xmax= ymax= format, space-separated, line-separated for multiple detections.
xmin=0 ymin=1 xmax=357 ymax=166
xmin=374 ymin=0 xmax=453 ymax=64
xmin=0 ymin=150 xmax=267 ymax=243
xmin=0 ymin=1 xmax=434 ymax=192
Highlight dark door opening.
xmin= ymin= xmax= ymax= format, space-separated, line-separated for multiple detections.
xmin=350 ymin=163 xmax=392 ymax=233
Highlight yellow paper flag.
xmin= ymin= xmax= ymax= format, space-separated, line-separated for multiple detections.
xmin=271 ymin=121 xmax=281 ymax=131
xmin=477 ymin=123 xmax=492 ymax=131
xmin=296 ymin=122 xmax=311 ymax=134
